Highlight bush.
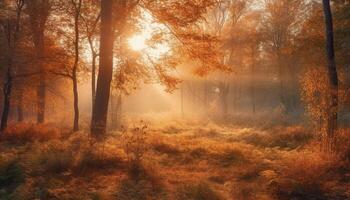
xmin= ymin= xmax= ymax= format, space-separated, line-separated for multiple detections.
xmin=1 ymin=124 xmax=60 ymax=144
xmin=174 ymin=181 xmax=222 ymax=200
xmin=121 ymin=123 xmax=149 ymax=164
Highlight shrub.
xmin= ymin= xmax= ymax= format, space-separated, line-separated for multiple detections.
xmin=121 ymin=123 xmax=149 ymax=164
xmin=2 ymin=124 xmax=60 ymax=144
xmin=174 ymin=181 xmax=222 ymax=200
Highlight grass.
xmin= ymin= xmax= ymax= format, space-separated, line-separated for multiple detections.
xmin=174 ymin=181 xmax=223 ymax=200
xmin=0 ymin=123 xmax=349 ymax=200
xmin=237 ymin=126 xmax=313 ymax=149
xmin=0 ymin=157 xmax=24 ymax=195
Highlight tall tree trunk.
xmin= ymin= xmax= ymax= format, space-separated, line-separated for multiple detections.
xmin=219 ymin=82 xmax=229 ymax=120
xmin=1 ymin=0 xmax=25 ymax=130
xmin=322 ymin=0 xmax=339 ymax=151
xmin=91 ymin=53 xmax=97 ymax=111
xmin=72 ymin=0 xmax=82 ymax=132
xmin=1 ymin=37 xmax=14 ymax=132
xmin=1 ymin=68 xmax=12 ymax=131
xmin=27 ymin=0 xmax=50 ymax=124
xmin=116 ymin=94 xmax=122 ymax=129
xmin=91 ymin=0 xmax=115 ymax=137
xmin=35 ymin=34 xmax=46 ymax=124
xmin=251 ymin=47 xmax=256 ymax=114
xmin=277 ymin=51 xmax=285 ymax=108
xmin=17 ymin=88 xmax=24 ymax=122
xmin=73 ymin=77 xmax=79 ymax=131
xmin=251 ymin=71 xmax=256 ymax=114
xmin=203 ymin=79 xmax=208 ymax=112
xmin=181 ymin=83 xmax=184 ymax=118
xmin=37 ymin=73 xmax=46 ymax=123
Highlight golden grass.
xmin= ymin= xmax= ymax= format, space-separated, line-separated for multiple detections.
xmin=0 ymin=123 xmax=349 ymax=200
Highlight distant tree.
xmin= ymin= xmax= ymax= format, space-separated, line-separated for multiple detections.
xmin=244 ymin=12 xmax=262 ymax=114
xmin=0 ymin=0 xmax=25 ymax=131
xmin=80 ymin=0 xmax=100 ymax=112
xmin=45 ymin=0 xmax=85 ymax=131
xmin=262 ymin=0 xmax=307 ymax=112
xmin=26 ymin=0 xmax=51 ymax=124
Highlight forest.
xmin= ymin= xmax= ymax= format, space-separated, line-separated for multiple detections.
xmin=1 ymin=0 xmax=350 ymax=199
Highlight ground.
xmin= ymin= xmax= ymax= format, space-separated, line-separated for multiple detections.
xmin=1 ymin=121 xmax=350 ymax=200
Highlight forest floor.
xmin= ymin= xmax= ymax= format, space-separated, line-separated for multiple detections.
xmin=1 ymin=121 xmax=350 ymax=200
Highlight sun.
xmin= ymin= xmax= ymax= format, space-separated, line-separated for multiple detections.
xmin=128 ymin=34 xmax=147 ymax=51
xmin=127 ymin=11 xmax=171 ymax=58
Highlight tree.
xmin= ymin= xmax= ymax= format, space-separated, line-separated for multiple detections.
xmin=322 ymin=0 xmax=339 ymax=151
xmin=27 ymin=0 xmax=51 ymax=124
xmin=262 ymin=0 xmax=306 ymax=112
xmin=0 ymin=0 xmax=25 ymax=131
xmin=45 ymin=0 xmax=93 ymax=131
xmin=81 ymin=0 xmax=100 ymax=112
xmin=90 ymin=0 xmax=115 ymax=137
xmin=71 ymin=0 xmax=82 ymax=132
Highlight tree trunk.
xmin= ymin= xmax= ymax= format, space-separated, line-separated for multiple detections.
xmin=73 ymin=77 xmax=79 ymax=131
xmin=322 ymin=0 xmax=339 ymax=151
xmin=1 ymin=69 xmax=12 ymax=131
xmin=181 ymin=83 xmax=184 ymax=118
xmin=277 ymin=51 xmax=285 ymax=108
xmin=91 ymin=53 xmax=97 ymax=111
xmin=251 ymin=47 xmax=256 ymax=114
xmin=27 ymin=0 xmax=50 ymax=124
xmin=91 ymin=0 xmax=115 ymax=137
xmin=37 ymin=74 xmax=46 ymax=123
xmin=17 ymin=88 xmax=24 ymax=122
xmin=35 ymin=34 xmax=46 ymax=124
xmin=219 ymin=82 xmax=229 ymax=120
xmin=1 ymin=0 xmax=25 ymax=130
xmin=116 ymin=94 xmax=122 ymax=129
xmin=72 ymin=0 xmax=82 ymax=132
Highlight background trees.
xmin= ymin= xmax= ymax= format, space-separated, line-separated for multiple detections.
xmin=27 ymin=0 xmax=51 ymax=124
xmin=0 ymin=0 xmax=348 ymax=151
xmin=0 ymin=0 xmax=25 ymax=131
